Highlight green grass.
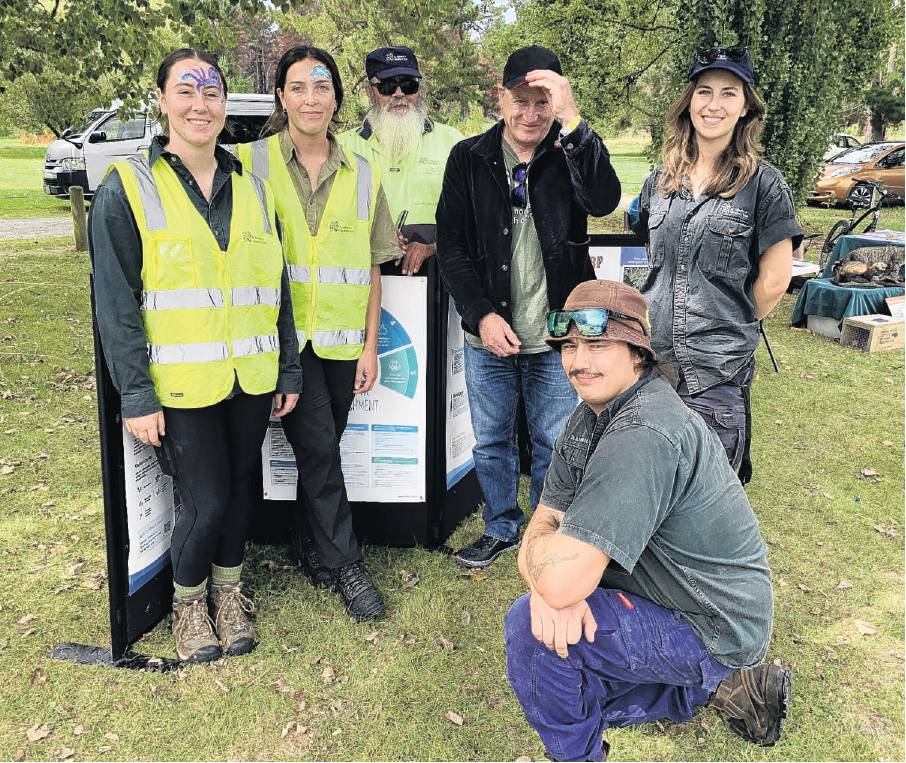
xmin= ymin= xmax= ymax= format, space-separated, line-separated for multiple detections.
xmin=0 ymin=236 xmax=903 ymax=761
xmin=0 ymin=139 xmax=71 ymax=219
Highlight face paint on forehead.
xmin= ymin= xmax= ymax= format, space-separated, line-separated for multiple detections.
xmin=176 ymin=66 xmax=223 ymax=93
xmin=310 ymin=64 xmax=331 ymax=81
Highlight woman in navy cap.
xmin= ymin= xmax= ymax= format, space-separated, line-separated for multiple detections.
xmin=632 ymin=45 xmax=803 ymax=484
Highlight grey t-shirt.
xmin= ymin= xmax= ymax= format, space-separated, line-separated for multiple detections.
xmin=465 ymin=138 xmax=550 ymax=354
xmin=540 ymin=372 xmax=773 ymax=669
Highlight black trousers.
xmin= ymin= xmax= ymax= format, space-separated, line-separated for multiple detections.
xmin=280 ymin=344 xmax=360 ymax=568
xmin=677 ymin=357 xmax=755 ymax=484
xmin=155 ymin=392 xmax=273 ymax=587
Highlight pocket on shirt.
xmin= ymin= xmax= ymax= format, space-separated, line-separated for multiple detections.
xmin=646 ymin=211 xmax=667 ymax=269
xmin=701 ymin=216 xmax=753 ymax=281
xmin=686 ymin=401 xmax=746 ymax=469
xmin=149 ymin=237 xmax=198 ymax=291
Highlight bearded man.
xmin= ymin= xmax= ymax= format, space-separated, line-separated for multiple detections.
xmin=340 ymin=46 xmax=464 ymax=275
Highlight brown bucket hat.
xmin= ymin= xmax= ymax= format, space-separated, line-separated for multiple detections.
xmin=546 ymin=280 xmax=652 ymax=352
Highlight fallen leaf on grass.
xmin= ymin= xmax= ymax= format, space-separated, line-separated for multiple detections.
xmin=882 ymin=439 xmax=894 ymax=446
xmin=17 ymin=613 xmax=35 ymax=626
xmin=437 ymin=637 xmax=455 ymax=651
xmin=810 ymin=607 xmax=822 ymax=616
xmin=858 ymin=468 xmax=881 ymax=482
xmin=97 ymin=746 xmax=112 ymax=754
xmin=400 ymin=569 xmax=419 ymax=587
xmin=12 ymin=749 xmax=24 ymax=761
xmin=321 ymin=665 xmax=335 ymax=685
xmin=66 ymin=562 xmax=85 ymax=578
xmin=855 ymin=619 xmax=878 ymax=636
xmin=797 ymin=583 xmax=811 ymax=592
xmin=104 ymin=732 xmax=119 ymax=742
xmin=73 ymin=725 xmax=84 ymax=736
xmin=445 ymin=710 xmax=464 ymax=726
xmin=515 ymin=757 xmax=532 ymax=762
xmin=57 ymin=747 xmax=75 ymax=760
xmin=82 ymin=572 xmax=106 ymax=590
xmin=364 ymin=631 xmax=378 ymax=644
xmin=214 ymin=679 xmax=229 ymax=694
xmin=27 ymin=722 xmax=54 ymax=742
xmin=1 ymin=465 xmax=16 ymax=475
xmin=281 ymin=720 xmax=307 ymax=738
xmin=836 ymin=580 xmax=854 ymax=590
xmin=874 ymin=525 xmax=898 ymax=537
xmin=332 ymin=728 xmax=342 ymax=737
xmin=270 ymin=678 xmax=297 ymax=695
xmin=21 ymin=628 xmax=37 ymax=637
xmin=30 ymin=667 xmax=47 ymax=685
xmin=461 ymin=611 xmax=471 ymax=626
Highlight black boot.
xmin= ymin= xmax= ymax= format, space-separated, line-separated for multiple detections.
xmin=334 ymin=560 xmax=384 ymax=622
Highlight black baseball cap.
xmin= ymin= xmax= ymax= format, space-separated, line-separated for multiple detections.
xmin=366 ymin=46 xmax=421 ymax=81
xmin=688 ymin=46 xmax=755 ymax=85
xmin=502 ymin=45 xmax=561 ymax=89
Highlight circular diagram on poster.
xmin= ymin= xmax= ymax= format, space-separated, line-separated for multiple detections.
xmin=377 ymin=307 xmax=418 ymax=398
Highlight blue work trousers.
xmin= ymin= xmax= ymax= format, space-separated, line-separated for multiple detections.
xmin=504 ymin=589 xmax=735 ymax=761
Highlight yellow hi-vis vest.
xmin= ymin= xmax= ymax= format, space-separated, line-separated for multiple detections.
xmin=237 ymin=134 xmax=378 ymax=361
xmin=338 ymin=121 xmax=463 ymax=228
xmin=115 ymin=155 xmax=284 ymax=409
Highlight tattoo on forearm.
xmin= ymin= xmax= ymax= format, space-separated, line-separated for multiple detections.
xmin=529 ymin=551 xmax=579 ymax=584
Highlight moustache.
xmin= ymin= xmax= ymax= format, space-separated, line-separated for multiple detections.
xmin=569 ymin=369 xmax=602 ymax=379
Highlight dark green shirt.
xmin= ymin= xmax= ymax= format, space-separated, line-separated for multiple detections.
xmin=88 ymin=137 xmax=303 ymax=418
xmin=541 ymin=371 xmax=773 ymax=668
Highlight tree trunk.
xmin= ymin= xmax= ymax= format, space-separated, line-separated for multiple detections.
xmin=870 ymin=110 xmax=886 ymax=141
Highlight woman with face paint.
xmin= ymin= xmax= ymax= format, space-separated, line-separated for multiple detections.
xmin=631 ymin=46 xmax=803 ymax=485
xmin=89 ymin=48 xmax=302 ymax=663
xmin=238 ymin=46 xmax=399 ymax=622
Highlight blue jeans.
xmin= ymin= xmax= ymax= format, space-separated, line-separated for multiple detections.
xmin=464 ymin=344 xmax=577 ymax=542
xmin=504 ymin=589 xmax=735 ymax=762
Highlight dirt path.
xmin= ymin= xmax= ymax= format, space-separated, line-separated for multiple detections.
xmin=0 ymin=216 xmax=73 ymax=241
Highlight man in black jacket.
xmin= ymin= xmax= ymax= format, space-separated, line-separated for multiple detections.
xmin=435 ymin=45 xmax=621 ymax=568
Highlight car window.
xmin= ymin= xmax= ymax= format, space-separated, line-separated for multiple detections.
xmin=64 ymin=109 xmax=108 ymax=138
xmin=833 ymin=144 xmax=897 ymax=164
xmin=98 ymin=114 xmax=146 ymax=142
xmin=882 ymin=148 xmax=904 ymax=167
xmin=846 ymin=136 xmax=860 ymax=147
xmin=220 ymin=115 xmax=269 ymax=145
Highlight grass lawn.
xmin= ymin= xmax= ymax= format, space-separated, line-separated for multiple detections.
xmin=0 ymin=230 xmax=903 ymax=761
xmin=0 ymin=139 xmax=71 ymax=220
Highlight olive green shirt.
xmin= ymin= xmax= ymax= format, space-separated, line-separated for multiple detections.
xmin=278 ymin=130 xmax=399 ymax=264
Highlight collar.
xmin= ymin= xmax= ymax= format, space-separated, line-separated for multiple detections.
xmin=470 ymin=119 xmax=562 ymax=161
xmin=583 ymin=369 xmax=658 ymax=429
xmin=358 ymin=116 xmax=434 ymax=141
xmin=278 ymin=129 xmax=350 ymax=169
xmin=149 ymin=135 xmax=242 ymax=174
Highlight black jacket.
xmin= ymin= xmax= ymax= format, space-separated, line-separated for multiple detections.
xmin=435 ymin=119 xmax=621 ymax=334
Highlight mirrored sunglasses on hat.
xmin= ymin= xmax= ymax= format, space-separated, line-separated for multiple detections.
xmin=547 ymin=307 xmax=649 ymax=339
xmin=694 ymin=45 xmax=749 ymax=65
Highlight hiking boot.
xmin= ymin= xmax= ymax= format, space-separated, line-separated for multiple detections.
xmin=334 ymin=560 xmax=384 ymax=622
xmin=290 ymin=530 xmax=337 ymax=589
xmin=171 ymin=595 xmax=222 ymax=664
xmin=710 ymin=663 xmax=792 ymax=746
xmin=453 ymin=534 xmax=520 ymax=569
xmin=209 ymin=583 xmax=258 ymax=657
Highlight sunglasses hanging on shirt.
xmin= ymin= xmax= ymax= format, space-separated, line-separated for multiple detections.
xmin=510 ymin=162 xmax=528 ymax=209
xmin=373 ymin=77 xmax=421 ymax=96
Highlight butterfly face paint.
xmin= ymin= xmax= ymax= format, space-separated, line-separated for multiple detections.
xmin=310 ymin=65 xmax=331 ymax=82
xmin=176 ymin=66 xmax=224 ymax=94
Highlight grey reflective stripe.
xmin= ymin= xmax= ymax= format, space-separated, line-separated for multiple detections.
xmin=233 ymin=333 xmax=279 ymax=357
xmin=318 ymin=266 xmax=371 ymax=285
xmin=296 ymin=330 xmax=307 ymax=347
xmin=251 ymin=139 xmax=270 ymax=180
xmin=141 ymin=288 xmax=224 ymax=311
xmin=231 ymin=287 xmax=280 ymax=307
xmin=353 ymin=152 xmax=371 ymax=221
xmin=147 ymin=341 xmax=228 ymax=365
xmin=126 ymin=156 xmax=166 ymax=231
xmin=287 ymin=265 xmax=311 ymax=283
xmin=247 ymin=173 xmax=273 ymax=235
xmin=313 ymin=329 xmax=365 ymax=347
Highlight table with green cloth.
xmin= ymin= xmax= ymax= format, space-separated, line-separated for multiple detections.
xmin=821 ymin=229 xmax=905 ymax=278
xmin=791 ymin=278 xmax=904 ymax=327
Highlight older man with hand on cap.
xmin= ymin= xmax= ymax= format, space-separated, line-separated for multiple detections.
xmin=340 ymin=45 xmax=463 ymax=276
xmin=503 ymin=279 xmax=790 ymax=761
xmin=436 ymin=45 xmax=621 ymax=569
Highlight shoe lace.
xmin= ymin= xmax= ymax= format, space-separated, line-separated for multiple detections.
xmin=475 ymin=535 xmax=499 ymax=551
xmin=174 ymin=598 xmax=216 ymax=642
xmin=336 ymin=561 xmax=372 ymax=599
xmin=216 ymin=586 xmax=255 ymax=629
xmin=301 ymin=535 xmax=327 ymax=570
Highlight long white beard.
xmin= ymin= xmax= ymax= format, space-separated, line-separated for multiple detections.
xmin=368 ymin=100 xmax=428 ymax=161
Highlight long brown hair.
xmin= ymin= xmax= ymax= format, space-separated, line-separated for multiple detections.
xmin=658 ymin=77 xmax=765 ymax=198
xmin=261 ymin=46 xmax=344 ymax=136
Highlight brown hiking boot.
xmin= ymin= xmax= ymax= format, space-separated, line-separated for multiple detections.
xmin=710 ymin=663 xmax=792 ymax=746
xmin=210 ymin=583 xmax=258 ymax=656
xmin=172 ymin=595 xmax=222 ymax=664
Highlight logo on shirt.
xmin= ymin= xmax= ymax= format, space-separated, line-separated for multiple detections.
xmin=242 ymin=231 xmax=267 ymax=245
xmin=714 ymin=201 xmax=750 ymax=222
xmin=329 ymin=220 xmax=354 ymax=233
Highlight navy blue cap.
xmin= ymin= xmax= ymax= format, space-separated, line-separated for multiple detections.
xmin=502 ymin=45 xmax=561 ymax=89
xmin=366 ymin=46 xmax=421 ymax=81
xmin=688 ymin=46 xmax=755 ymax=85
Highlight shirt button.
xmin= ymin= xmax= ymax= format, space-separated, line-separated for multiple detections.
xmin=565 ymin=143 xmax=574 ymax=150
xmin=503 ymin=227 xmax=509 ymax=235
xmin=501 ymin=300 xmax=508 ymax=307
xmin=501 ymin=264 xmax=509 ymax=271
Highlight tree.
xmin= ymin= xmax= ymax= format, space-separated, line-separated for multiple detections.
xmin=865 ymin=40 xmax=905 ymax=141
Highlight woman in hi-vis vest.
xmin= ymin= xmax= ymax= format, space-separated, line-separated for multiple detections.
xmin=89 ymin=48 xmax=302 ymax=664
xmin=237 ymin=47 xmax=399 ymax=622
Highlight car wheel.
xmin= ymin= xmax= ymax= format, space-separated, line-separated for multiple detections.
xmin=847 ymin=182 xmax=873 ymax=208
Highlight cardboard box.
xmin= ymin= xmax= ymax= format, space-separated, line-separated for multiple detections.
xmin=886 ymin=295 xmax=905 ymax=321
xmin=839 ymin=314 xmax=905 ymax=352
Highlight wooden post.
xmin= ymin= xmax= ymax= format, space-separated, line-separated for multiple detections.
xmin=69 ymin=186 xmax=88 ymax=252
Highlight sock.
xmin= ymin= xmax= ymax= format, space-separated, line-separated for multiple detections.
xmin=174 ymin=578 xmax=207 ymax=601
xmin=211 ymin=563 xmax=242 ymax=588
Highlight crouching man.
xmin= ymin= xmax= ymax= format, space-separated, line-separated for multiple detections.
xmin=504 ymin=280 xmax=790 ymax=761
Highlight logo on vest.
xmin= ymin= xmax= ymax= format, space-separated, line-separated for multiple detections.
xmin=329 ymin=220 xmax=354 ymax=233
xmin=169 ymin=392 xmax=184 ymax=398
xmin=242 ymin=231 xmax=267 ymax=244
xmin=714 ymin=201 xmax=750 ymax=222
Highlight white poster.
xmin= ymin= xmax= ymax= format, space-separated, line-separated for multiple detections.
xmin=262 ymin=275 xmax=428 ymax=503
xmin=123 ymin=426 xmax=177 ymax=594
xmin=590 ymin=245 xmax=649 ymax=288
xmin=445 ymin=296 xmax=475 ymax=488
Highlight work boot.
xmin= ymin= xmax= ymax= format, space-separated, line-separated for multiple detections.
xmin=453 ymin=534 xmax=520 ymax=569
xmin=334 ymin=560 xmax=385 ymax=622
xmin=209 ymin=583 xmax=258 ymax=657
xmin=290 ymin=530 xmax=337 ymax=589
xmin=710 ymin=663 xmax=792 ymax=746
xmin=171 ymin=595 xmax=222 ymax=664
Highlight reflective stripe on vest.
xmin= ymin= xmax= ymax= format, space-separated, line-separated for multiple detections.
xmin=251 ymin=139 xmax=270 ymax=180
xmin=141 ymin=288 xmax=224 ymax=311
xmin=318 ymin=266 xmax=371 ymax=285
xmin=231 ymin=287 xmax=281 ymax=307
xmin=287 ymin=264 xmax=311 ymax=283
xmin=313 ymin=329 xmax=366 ymax=347
xmin=233 ymin=333 xmax=279 ymax=357
xmin=296 ymin=330 xmax=307 ymax=347
xmin=354 ymin=153 xmax=371 ymax=220
xmin=148 ymin=341 xmax=228 ymax=365
xmin=247 ymin=173 xmax=273 ymax=235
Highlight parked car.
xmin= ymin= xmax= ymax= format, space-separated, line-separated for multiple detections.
xmin=808 ymin=141 xmax=905 ymax=206
xmin=43 ymin=94 xmax=273 ymax=198
xmin=822 ymin=133 xmax=862 ymax=162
